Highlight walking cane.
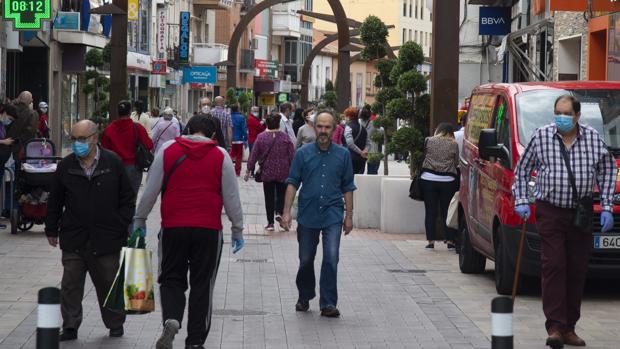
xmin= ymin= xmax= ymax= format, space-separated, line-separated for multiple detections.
xmin=511 ymin=220 xmax=528 ymax=303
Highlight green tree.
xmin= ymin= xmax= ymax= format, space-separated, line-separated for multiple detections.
xmin=82 ymin=48 xmax=110 ymax=123
xmin=360 ymin=15 xmax=389 ymax=61
xmin=321 ymin=79 xmax=337 ymax=109
xmin=226 ymin=88 xmax=238 ymax=106
xmin=238 ymin=91 xmax=253 ymax=114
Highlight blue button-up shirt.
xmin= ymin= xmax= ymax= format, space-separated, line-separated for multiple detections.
xmin=287 ymin=142 xmax=357 ymax=229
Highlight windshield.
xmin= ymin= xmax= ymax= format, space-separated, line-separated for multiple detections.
xmin=516 ymin=89 xmax=620 ymax=149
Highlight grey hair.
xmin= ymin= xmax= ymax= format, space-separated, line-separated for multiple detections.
xmin=314 ymin=109 xmax=338 ymax=127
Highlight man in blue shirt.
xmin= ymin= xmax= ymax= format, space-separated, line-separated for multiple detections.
xmin=281 ymin=110 xmax=356 ymax=318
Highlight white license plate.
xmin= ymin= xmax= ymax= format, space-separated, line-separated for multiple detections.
xmin=594 ymin=236 xmax=620 ymax=249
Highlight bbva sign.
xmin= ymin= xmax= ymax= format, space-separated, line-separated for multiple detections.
xmin=479 ymin=7 xmax=511 ymax=36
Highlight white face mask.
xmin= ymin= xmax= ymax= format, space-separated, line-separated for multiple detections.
xmin=201 ymin=106 xmax=210 ymax=114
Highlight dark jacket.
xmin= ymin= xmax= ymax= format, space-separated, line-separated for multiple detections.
xmin=8 ymin=103 xmax=38 ymax=156
xmin=45 ymin=147 xmax=136 ymax=256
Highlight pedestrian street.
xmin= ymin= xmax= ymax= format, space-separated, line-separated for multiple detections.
xmin=1 ymin=167 xmax=620 ymax=349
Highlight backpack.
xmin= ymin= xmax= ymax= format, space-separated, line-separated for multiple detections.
xmin=133 ymin=123 xmax=154 ymax=172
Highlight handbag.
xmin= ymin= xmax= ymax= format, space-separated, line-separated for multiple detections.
xmin=133 ymin=124 xmax=154 ymax=172
xmin=556 ymin=136 xmax=593 ymax=230
xmin=446 ymin=191 xmax=460 ymax=229
xmin=255 ymin=137 xmax=276 ymax=183
xmin=409 ymin=139 xmax=428 ymax=201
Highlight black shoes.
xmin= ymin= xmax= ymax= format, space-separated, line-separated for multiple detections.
xmin=295 ymin=299 xmax=309 ymax=312
xmin=59 ymin=328 xmax=78 ymax=341
xmin=447 ymin=243 xmax=456 ymax=251
xmin=320 ymin=305 xmax=341 ymax=318
xmin=425 ymin=243 xmax=435 ymax=250
xmin=156 ymin=319 xmax=180 ymax=349
xmin=109 ymin=326 xmax=124 ymax=337
xmin=185 ymin=346 xmax=206 ymax=349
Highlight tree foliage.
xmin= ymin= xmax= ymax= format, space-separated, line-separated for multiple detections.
xmin=321 ymin=79 xmax=337 ymax=109
xmin=397 ymin=41 xmax=425 ymax=72
xmin=385 ymin=97 xmax=415 ymax=122
xmin=389 ymin=126 xmax=425 ymax=177
xmin=397 ymin=70 xmax=428 ymax=96
xmin=83 ymin=48 xmax=109 ymax=120
xmin=374 ymin=59 xmax=397 ymax=88
xmin=226 ymin=88 xmax=238 ymax=106
xmin=360 ymin=16 xmax=389 ymax=61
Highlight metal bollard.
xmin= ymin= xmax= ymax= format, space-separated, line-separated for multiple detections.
xmin=491 ymin=296 xmax=513 ymax=349
xmin=37 ymin=287 xmax=61 ymax=349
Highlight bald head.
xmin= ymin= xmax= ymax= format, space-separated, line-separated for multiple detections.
xmin=16 ymin=91 xmax=33 ymax=106
xmin=314 ymin=111 xmax=336 ymax=148
xmin=214 ymin=96 xmax=225 ymax=107
xmin=72 ymin=120 xmax=98 ymax=136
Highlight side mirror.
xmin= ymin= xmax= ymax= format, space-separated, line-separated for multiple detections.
xmin=479 ymin=128 xmax=508 ymax=161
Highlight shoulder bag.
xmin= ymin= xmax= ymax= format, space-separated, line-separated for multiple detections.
xmin=556 ymin=136 xmax=593 ymax=230
xmin=255 ymin=137 xmax=277 ymax=183
xmin=162 ymin=153 xmax=188 ymax=194
xmin=134 ymin=123 xmax=154 ymax=172
xmin=409 ymin=138 xmax=428 ymax=201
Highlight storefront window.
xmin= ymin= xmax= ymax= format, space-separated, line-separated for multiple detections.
xmin=61 ymin=74 xmax=79 ymax=156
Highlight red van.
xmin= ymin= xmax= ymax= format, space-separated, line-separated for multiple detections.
xmin=458 ymin=81 xmax=620 ymax=295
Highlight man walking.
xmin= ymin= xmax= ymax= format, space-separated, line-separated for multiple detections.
xmin=45 ymin=120 xmax=135 ymax=341
xmin=102 ymin=100 xmax=153 ymax=195
xmin=513 ymin=95 xmax=617 ymax=348
xmin=133 ymin=115 xmax=244 ymax=349
xmin=210 ymin=96 xmax=233 ymax=149
xmin=281 ymin=110 xmax=356 ymax=318
xmin=279 ymin=102 xmax=296 ymax=143
xmin=230 ymin=103 xmax=248 ymax=176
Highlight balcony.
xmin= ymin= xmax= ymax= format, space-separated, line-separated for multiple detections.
xmin=52 ymin=11 xmax=109 ymax=48
xmin=239 ymin=49 xmax=255 ymax=73
xmin=192 ymin=43 xmax=228 ymax=66
xmin=272 ymin=2 xmax=301 ymax=38
xmin=193 ymin=0 xmax=234 ymax=10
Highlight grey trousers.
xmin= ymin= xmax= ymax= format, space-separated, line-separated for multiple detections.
xmin=60 ymin=249 xmax=126 ymax=330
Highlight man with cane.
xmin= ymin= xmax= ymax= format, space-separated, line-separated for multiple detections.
xmin=513 ymin=95 xmax=617 ymax=348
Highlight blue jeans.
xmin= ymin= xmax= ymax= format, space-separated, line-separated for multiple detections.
xmin=296 ymin=223 xmax=342 ymax=309
xmin=367 ymin=162 xmax=380 ymax=175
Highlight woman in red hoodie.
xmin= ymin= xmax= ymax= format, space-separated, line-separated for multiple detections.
xmin=246 ymin=106 xmax=266 ymax=153
xmin=102 ymin=100 xmax=153 ymax=196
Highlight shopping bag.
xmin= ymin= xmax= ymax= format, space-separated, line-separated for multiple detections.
xmin=104 ymin=231 xmax=155 ymax=314
xmin=446 ymin=191 xmax=459 ymax=229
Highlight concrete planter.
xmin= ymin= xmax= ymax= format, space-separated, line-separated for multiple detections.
xmin=380 ymin=177 xmax=425 ymax=234
xmin=353 ymin=174 xmax=385 ymax=229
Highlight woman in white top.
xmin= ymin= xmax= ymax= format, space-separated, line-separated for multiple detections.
xmin=420 ymin=123 xmax=460 ymax=251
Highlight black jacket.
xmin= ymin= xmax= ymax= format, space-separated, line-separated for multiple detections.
xmin=8 ymin=103 xmax=38 ymax=156
xmin=45 ymin=147 xmax=136 ymax=256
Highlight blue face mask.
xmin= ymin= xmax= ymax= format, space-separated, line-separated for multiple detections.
xmin=2 ymin=119 xmax=12 ymax=126
xmin=554 ymin=115 xmax=575 ymax=133
xmin=72 ymin=141 xmax=90 ymax=158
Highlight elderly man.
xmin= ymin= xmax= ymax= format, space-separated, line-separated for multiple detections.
xmin=199 ymin=97 xmax=211 ymax=114
xmin=281 ymin=110 xmax=356 ymax=318
xmin=45 ymin=120 xmax=135 ymax=341
xmin=279 ymin=102 xmax=296 ymax=143
xmin=9 ymin=91 xmax=38 ymax=158
xmin=210 ymin=96 xmax=233 ymax=149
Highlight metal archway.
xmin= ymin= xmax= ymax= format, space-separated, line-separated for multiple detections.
xmin=222 ymin=0 xmax=351 ymax=111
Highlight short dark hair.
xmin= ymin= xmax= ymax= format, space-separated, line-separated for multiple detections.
xmin=230 ymin=104 xmax=240 ymax=113
xmin=185 ymin=115 xmax=217 ymax=137
xmin=118 ymin=100 xmax=132 ymax=117
xmin=280 ymin=102 xmax=293 ymax=114
xmin=554 ymin=94 xmax=581 ymax=113
xmin=266 ymin=111 xmax=282 ymax=130
xmin=151 ymin=107 xmax=160 ymax=117
xmin=1 ymin=103 xmax=18 ymax=119
xmin=133 ymin=100 xmax=145 ymax=114
xmin=435 ymin=122 xmax=455 ymax=138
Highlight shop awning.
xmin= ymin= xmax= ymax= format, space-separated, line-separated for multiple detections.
xmin=550 ymin=0 xmax=620 ymax=12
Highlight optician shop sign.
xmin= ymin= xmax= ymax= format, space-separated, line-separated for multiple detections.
xmin=4 ymin=0 xmax=52 ymax=30
xmin=479 ymin=7 xmax=511 ymax=36
xmin=179 ymin=11 xmax=190 ymax=64
xmin=182 ymin=66 xmax=217 ymax=84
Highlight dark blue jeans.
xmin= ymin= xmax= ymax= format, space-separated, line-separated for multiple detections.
xmin=296 ymin=223 xmax=342 ymax=309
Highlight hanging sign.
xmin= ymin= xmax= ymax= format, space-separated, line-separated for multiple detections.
xmin=179 ymin=11 xmax=190 ymax=64
xmin=128 ymin=0 xmax=139 ymax=21
xmin=157 ymin=8 xmax=167 ymax=55
xmin=479 ymin=7 xmax=511 ymax=36
xmin=4 ymin=0 xmax=52 ymax=30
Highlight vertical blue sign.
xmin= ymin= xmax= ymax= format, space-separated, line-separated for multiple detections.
xmin=179 ymin=11 xmax=190 ymax=64
xmin=479 ymin=7 xmax=511 ymax=36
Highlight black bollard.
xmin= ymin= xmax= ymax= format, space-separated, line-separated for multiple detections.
xmin=37 ymin=287 xmax=61 ymax=349
xmin=491 ymin=296 xmax=513 ymax=349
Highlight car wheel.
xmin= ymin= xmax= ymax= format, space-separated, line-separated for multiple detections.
xmin=495 ymin=225 xmax=516 ymax=295
xmin=458 ymin=214 xmax=486 ymax=274
xmin=18 ymin=220 xmax=34 ymax=231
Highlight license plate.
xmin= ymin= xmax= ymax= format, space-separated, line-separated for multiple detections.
xmin=594 ymin=236 xmax=620 ymax=249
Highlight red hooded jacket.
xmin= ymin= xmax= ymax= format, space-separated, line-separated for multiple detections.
xmin=102 ymin=118 xmax=153 ymax=165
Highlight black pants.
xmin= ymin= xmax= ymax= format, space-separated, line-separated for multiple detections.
xmin=159 ymin=228 xmax=223 ymax=346
xmin=351 ymin=155 xmax=367 ymax=175
xmin=421 ymin=178 xmax=458 ymax=242
xmin=263 ymin=181 xmax=286 ymax=225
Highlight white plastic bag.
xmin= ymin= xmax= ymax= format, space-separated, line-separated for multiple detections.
xmin=446 ymin=191 xmax=459 ymax=229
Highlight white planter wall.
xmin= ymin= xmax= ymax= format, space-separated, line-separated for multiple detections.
xmin=380 ymin=177 xmax=426 ymax=234
xmin=353 ymin=175 xmax=384 ymax=229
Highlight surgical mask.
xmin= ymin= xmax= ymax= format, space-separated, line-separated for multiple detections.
xmin=201 ymin=106 xmax=210 ymax=114
xmin=554 ymin=114 xmax=575 ymax=133
xmin=40 ymin=108 xmax=48 ymax=113
xmin=72 ymin=141 xmax=90 ymax=158
xmin=2 ymin=119 xmax=12 ymax=126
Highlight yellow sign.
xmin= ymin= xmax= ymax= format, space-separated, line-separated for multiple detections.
xmin=258 ymin=94 xmax=275 ymax=106
xmin=128 ymin=0 xmax=139 ymax=21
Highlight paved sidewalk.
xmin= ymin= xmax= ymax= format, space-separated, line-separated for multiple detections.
xmin=0 ymin=162 xmax=617 ymax=348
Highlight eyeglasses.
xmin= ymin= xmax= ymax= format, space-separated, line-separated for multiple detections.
xmin=70 ymin=132 xmax=97 ymax=143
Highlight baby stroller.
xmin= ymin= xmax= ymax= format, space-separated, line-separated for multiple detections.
xmin=8 ymin=139 xmax=62 ymax=235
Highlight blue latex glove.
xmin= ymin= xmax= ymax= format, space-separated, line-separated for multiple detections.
xmin=515 ymin=204 xmax=531 ymax=220
xmin=601 ymin=211 xmax=614 ymax=233
xmin=231 ymin=237 xmax=245 ymax=254
xmin=131 ymin=225 xmax=146 ymax=238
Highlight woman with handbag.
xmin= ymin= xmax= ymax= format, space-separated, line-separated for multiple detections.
xmin=244 ymin=112 xmax=295 ymax=232
xmin=420 ymin=123 xmax=459 ymax=251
